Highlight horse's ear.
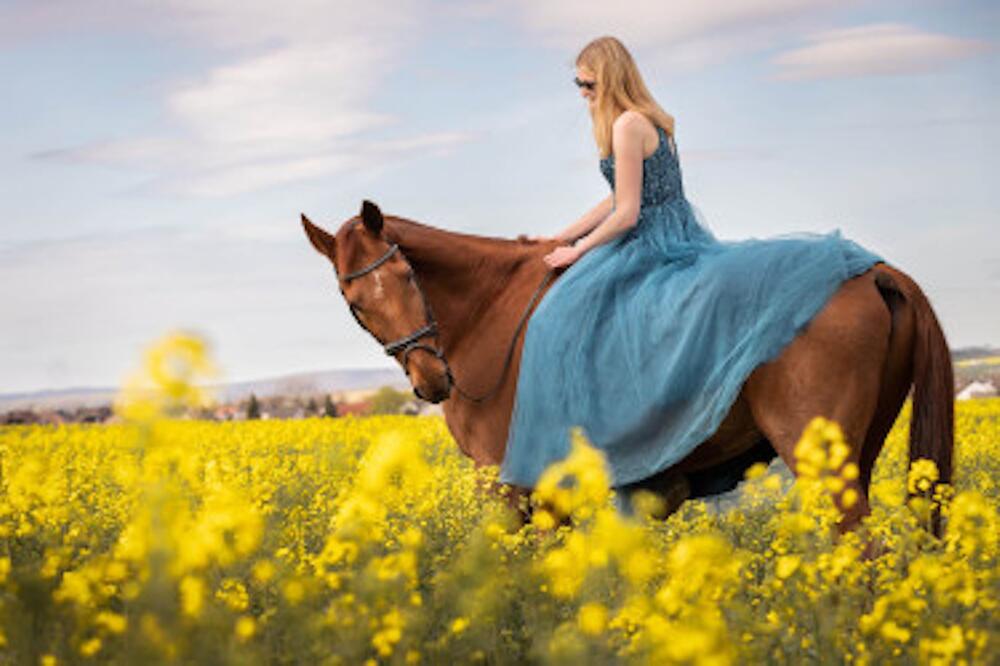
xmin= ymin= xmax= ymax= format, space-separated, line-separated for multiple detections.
xmin=360 ymin=199 xmax=384 ymax=236
xmin=301 ymin=213 xmax=337 ymax=258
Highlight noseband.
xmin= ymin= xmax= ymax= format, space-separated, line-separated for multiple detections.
xmin=337 ymin=239 xmax=555 ymax=403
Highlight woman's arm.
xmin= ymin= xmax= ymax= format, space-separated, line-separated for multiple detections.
xmin=572 ymin=115 xmax=642 ymax=254
xmin=554 ymin=194 xmax=613 ymax=243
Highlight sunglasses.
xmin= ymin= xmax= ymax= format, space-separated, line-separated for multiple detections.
xmin=573 ymin=76 xmax=596 ymax=91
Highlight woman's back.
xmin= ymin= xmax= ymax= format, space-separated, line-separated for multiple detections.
xmin=600 ymin=123 xmax=684 ymax=209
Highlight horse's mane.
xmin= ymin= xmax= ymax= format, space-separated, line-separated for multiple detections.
xmin=353 ymin=214 xmax=549 ymax=351
xmin=384 ymin=215 xmax=528 ymax=252
xmin=376 ymin=215 xmax=539 ymax=277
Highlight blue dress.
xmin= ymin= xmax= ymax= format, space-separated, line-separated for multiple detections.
xmin=500 ymin=124 xmax=883 ymax=488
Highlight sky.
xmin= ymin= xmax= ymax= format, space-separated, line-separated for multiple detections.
xmin=1 ymin=0 xmax=998 ymax=393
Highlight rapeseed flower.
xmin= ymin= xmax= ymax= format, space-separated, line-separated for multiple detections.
xmin=1 ymin=334 xmax=996 ymax=665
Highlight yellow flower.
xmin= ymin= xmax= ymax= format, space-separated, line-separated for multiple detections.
xmin=907 ymin=459 xmax=940 ymax=495
xmin=180 ymin=576 xmax=204 ymax=618
xmin=79 ymin=637 xmax=102 ymax=657
xmin=577 ymin=603 xmax=608 ymax=636
xmin=235 ymin=616 xmax=256 ymax=641
xmin=532 ymin=509 xmax=557 ymax=531
xmin=252 ymin=559 xmax=275 ymax=584
xmin=216 ymin=579 xmax=250 ymax=612
xmin=629 ymin=489 xmax=668 ymax=520
xmin=373 ymin=610 xmax=404 ymax=656
xmin=880 ymin=620 xmax=911 ymax=644
xmin=95 ymin=611 xmax=127 ymax=634
xmin=776 ymin=555 xmax=800 ymax=579
xmin=533 ymin=427 xmax=612 ymax=521
xmin=115 ymin=331 xmax=218 ymax=421
xmin=763 ymin=474 xmax=784 ymax=492
xmin=144 ymin=331 xmax=217 ymax=403
xmin=283 ymin=580 xmax=305 ymax=605
xmin=4 ymin=342 xmax=997 ymax=666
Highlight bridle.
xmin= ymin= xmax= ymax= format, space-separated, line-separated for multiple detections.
xmin=338 ymin=242 xmax=443 ymax=374
xmin=336 ymin=238 xmax=555 ymax=403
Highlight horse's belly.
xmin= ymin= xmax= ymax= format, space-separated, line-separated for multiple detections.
xmin=675 ymin=394 xmax=762 ymax=473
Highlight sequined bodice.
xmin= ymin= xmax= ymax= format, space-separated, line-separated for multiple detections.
xmin=599 ymin=125 xmax=684 ymax=209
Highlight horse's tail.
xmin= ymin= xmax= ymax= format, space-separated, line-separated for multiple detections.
xmin=893 ymin=269 xmax=954 ymax=534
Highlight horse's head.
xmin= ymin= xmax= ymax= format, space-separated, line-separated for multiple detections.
xmin=301 ymin=200 xmax=452 ymax=403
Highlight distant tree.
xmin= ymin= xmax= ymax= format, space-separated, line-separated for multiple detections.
xmin=194 ymin=405 xmax=215 ymax=421
xmin=246 ymin=393 xmax=261 ymax=420
xmin=305 ymin=397 xmax=318 ymax=416
xmin=2 ymin=409 xmax=39 ymax=425
xmin=323 ymin=394 xmax=339 ymax=418
xmin=369 ymin=386 xmax=410 ymax=415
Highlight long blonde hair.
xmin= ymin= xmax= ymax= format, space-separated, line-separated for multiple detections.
xmin=576 ymin=36 xmax=675 ymax=159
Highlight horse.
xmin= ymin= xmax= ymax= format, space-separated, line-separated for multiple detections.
xmin=301 ymin=199 xmax=954 ymax=535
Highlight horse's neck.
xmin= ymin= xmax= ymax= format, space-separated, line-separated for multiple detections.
xmin=384 ymin=217 xmax=540 ymax=354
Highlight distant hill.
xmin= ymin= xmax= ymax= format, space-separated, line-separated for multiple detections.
xmin=0 ymin=367 xmax=409 ymax=412
xmin=4 ymin=344 xmax=997 ymax=414
xmin=952 ymin=345 xmax=1000 ymax=362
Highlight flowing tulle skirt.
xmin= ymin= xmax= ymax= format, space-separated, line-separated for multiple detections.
xmin=500 ymin=196 xmax=883 ymax=488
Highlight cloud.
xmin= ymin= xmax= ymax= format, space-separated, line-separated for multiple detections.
xmin=506 ymin=0 xmax=851 ymax=71
xmin=168 ymin=40 xmax=393 ymax=149
xmin=17 ymin=1 xmax=473 ymax=196
xmin=34 ymin=128 xmax=471 ymax=197
xmin=0 ymin=0 xmax=421 ymax=50
xmin=771 ymin=23 xmax=995 ymax=81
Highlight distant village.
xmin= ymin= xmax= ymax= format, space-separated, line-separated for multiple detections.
xmin=2 ymin=350 xmax=997 ymax=426
xmin=0 ymin=385 xmax=441 ymax=426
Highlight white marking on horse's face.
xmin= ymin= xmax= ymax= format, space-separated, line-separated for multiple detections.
xmin=373 ymin=271 xmax=385 ymax=300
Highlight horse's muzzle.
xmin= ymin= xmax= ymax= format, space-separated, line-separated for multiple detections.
xmin=414 ymin=383 xmax=450 ymax=404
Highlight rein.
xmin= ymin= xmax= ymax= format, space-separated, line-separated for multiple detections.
xmin=337 ymin=241 xmax=556 ymax=404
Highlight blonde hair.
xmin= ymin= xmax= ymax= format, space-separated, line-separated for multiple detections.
xmin=576 ymin=36 xmax=675 ymax=159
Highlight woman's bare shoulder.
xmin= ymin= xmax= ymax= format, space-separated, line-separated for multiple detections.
xmin=613 ymin=109 xmax=655 ymax=131
xmin=612 ymin=110 xmax=659 ymax=154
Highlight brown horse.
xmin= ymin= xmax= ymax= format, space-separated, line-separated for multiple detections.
xmin=302 ymin=200 xmax=954 ymax=534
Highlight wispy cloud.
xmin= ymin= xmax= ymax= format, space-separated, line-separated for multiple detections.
xmin=507 ymin=0 xmax=852 ymax=71
xmin=17 ymin=1 xmax=473 ymax=196
xmin=0 ymin=0 xmax=421 ymax=50
xmin=34 ymin=128 xmax=471 ymax=198
xmin=771 ymin=23 xmax=994 ymax=81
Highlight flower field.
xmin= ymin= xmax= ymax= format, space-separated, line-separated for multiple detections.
xmin=1 ymin=335 xmax=997 ymax=664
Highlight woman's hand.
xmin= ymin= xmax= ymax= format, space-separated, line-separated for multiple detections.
xmin=543 ymin=244 xmax=584 ymax=268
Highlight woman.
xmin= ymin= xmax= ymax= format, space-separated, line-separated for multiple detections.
xmin=500 ymin=36 xmax=883 ymax=490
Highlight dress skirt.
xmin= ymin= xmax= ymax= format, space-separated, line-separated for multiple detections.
xmin=500 ymin=195 xmax=884 ymax=488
